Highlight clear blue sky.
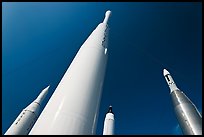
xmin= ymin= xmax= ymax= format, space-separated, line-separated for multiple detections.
xmin=2 ymin=2 xmax=202 ymax=135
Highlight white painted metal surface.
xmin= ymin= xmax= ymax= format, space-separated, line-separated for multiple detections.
xmin=163 ymin=69 xmax=179 ymax=93
xmin=29 ymin=10 xmax=111 ymax=135
xmin=103 ymin=106 xmax=114 ymax=135
xmin=4 ymin=86 xmax=49 ymax=135
xmin=163 ymin=68 xmax=170 ymax=76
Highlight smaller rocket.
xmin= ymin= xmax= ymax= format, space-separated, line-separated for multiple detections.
xmin=4 ymin=85 xmax=50 ymax=135
xmin=103 ymin=106 xmax=115 ymax=135
xmin=163 ymin=69 xmax=202 ymax=135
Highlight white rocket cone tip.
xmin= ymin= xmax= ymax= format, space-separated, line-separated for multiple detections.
xmin=35 ymin=85 xmax=50 ymax=104
xmin=108 ymin=106 xmax=113 ymax=113
xmin=45 ymin=85 xmax=50 ymax=90
xmin=103 ymin=10 xmax=111 ymax=24
xmin=105 ymin=10 xmax=111 ymax=17
xmin=163 ymin=69 xmax=170 ymax=76
xmin=40 ymin=85 xmax=50 ymax=95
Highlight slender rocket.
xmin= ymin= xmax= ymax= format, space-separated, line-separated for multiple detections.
xmin=103 ymin=106 xmax=115 ymax=135
xmin=4 ymin=86 xmax=50 ymax=135
xmin=29 ymin=10 xmax=111 ymax=135
xmin=163 ymin=69 xmax=202 ymax=135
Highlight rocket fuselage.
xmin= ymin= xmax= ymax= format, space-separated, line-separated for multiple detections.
xmin=4 ymin=106 xmax=39 ymax=135
xmin=163 ymin=69 xmax=202 ymax=135
xmin=29 ymin=11 xmax=111 ymax=135
xmin=4 ymin=86 xmax=49 ymax=135
xmin=170 ymin=90 xmax=202 ymax=135
xmin=103 ymin=106 xmax=114 ymax=135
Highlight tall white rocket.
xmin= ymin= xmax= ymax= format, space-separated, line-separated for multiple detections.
xmin=29 ymin=10 xmax=111 ymax=135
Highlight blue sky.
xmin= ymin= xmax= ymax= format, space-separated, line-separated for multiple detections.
xmin=2 ymin=2 xmax=202 ymax=135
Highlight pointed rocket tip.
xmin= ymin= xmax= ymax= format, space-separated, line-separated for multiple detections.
xmin=47 ymin=85 xmax=50 ymax=89
xmin=163 ymin=69 xmax=170 ymax=76
xmin=42 ymin=86 xmax=50 ymax=94
xmin=105 ymin=10 xmax=111 ymax=16
xmin=42 ymin=86 xmax=49 ymax=93
xmin=108 ymin=105 xmax=113 ymax=113
xmin=44 ymin=85 xmax=50 ymax=90
xmin=35 ymin=85 xmax=50 ymax=104
xmin=103 ymin=10 xmax=111 ymax=24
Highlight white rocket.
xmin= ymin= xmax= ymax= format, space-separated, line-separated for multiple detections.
xmin=29 ymin=10 xmax=111 ymax=135
xmin=4 ymin=86 xmax=50 ymax=135
xmin=103 ymin=106 xmax=115 ymax=135
xmin=163 ymin=69 xmax=202 ymax=135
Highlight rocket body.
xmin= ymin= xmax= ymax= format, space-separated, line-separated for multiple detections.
xmin=171 ymin=89 xmax=202 ymax=135
xmin=163 ymin=69 xmax=202 ymax=135
xmin=4 ymin=86 xmax=49 ymax=135
xmin=29 ymin=11 xmax=111 ymax=135
xmin=103 ymin=106 xmax=114 ymax=135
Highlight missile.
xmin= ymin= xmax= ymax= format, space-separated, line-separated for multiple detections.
xmin=103 ymin=106 xmax=115 ymax=135
xmin=4 ymin=86 xmax=50 ymax=135
xmin=29 ymin=10 xmax=111 ymax=135
xmin=163 ymin=69 xmax=202 ymax=135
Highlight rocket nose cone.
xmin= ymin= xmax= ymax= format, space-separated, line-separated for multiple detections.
xmin=108 ymin=105 xmax=113 ymax=113
xmin=163 ymin=69 xmax=170 ymax=76
xmin=103 ymin=10 xmax=111 ymax=24
xmin=45 ymin=85 xmax=50 ymax=91
xmin=105 ymin=10 xmax=111 ymax=17
xmin=35 ymin=85 xmax=50 ymax=104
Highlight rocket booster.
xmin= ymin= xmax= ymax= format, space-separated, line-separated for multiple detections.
xmin=4 ymin=86 xmax=50 ymax=135
xmin=103 ymin=106 xmax=115 ymax=135
xmin=29 ymin=10 xmax=111 ymax=135
xmin=163 ymin=69 xmax=202 ymax=135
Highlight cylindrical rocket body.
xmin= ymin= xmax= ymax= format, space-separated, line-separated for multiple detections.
xmin=171 ymin=90 xmax=202 ymax=135
xmin=4 ymin=103 xmax=40 ymax=135
xmin=4 ymin=86 xmax=49 ymax=135
xmin=103 ymin=113 xmax=114 ymax=135
xmin=29 ymin=20 xmax=110 ymax=134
